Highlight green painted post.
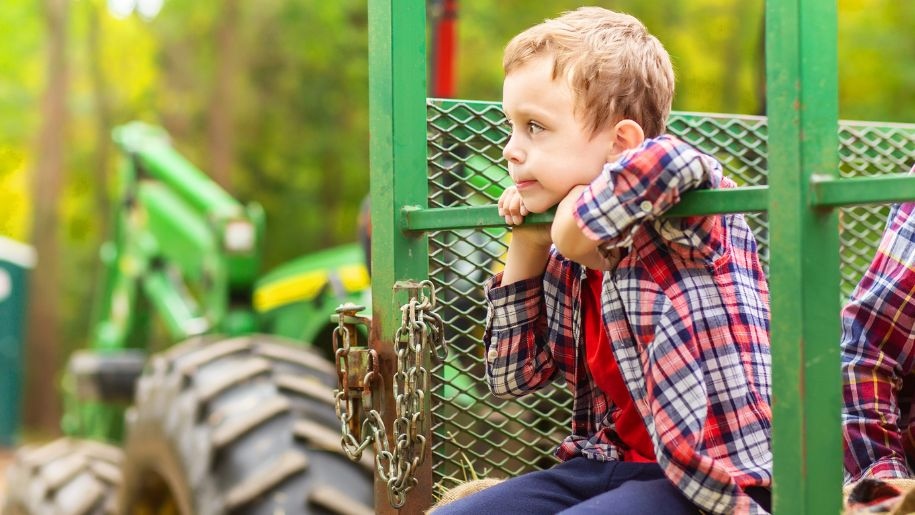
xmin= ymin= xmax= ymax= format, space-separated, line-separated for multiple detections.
xmin=369 ymin=0 xmax=432 ymax=512
xmin=0 ymin=237 xmax=37 ymax=446
xmin=767 ymin=0 xmax=842 ymax=512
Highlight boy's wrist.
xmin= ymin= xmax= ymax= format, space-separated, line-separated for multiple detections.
xmin=558 ymin=185 xmax=588 ymax=216
xmin=502 ymin=225 xmax=551 ymax=285
xmin=510 ymin=224 xmax=553 ymax=250
xmin=552 ymin=185 xmax=595 ymax=260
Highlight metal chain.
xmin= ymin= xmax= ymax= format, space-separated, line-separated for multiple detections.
xmin=332 ymin=280 xmax=447 ymax=508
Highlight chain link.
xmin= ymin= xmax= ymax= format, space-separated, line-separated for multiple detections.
xmin=332 ymin=279 xmax=447 ymax=508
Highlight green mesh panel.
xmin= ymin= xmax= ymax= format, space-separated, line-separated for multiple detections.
xmin=426 ymin=99 xmax=915 ymax=492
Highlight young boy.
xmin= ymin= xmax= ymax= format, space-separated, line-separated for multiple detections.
xmin=842 ymin=193 xmax=915 ymax=485
xmin=434 ymin=7 xmax=772 ymax=515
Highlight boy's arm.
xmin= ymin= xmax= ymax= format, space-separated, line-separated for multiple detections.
xmin=483 ymin=253 xmax=560 ymax=398
xmin=484 ymin=186 xmax=559 ymax=397
xmin=501 ymin=225 xmax=552 ymax=285
xmin=842 ymin=202 xmax=915 ymax=483
xmin=498 ymin=184 xmax=552 ymax=284
xmin=552 ymin=185 xmax=606 ymax=267
xmin=562 ymin=136 xmax=721 ymax=257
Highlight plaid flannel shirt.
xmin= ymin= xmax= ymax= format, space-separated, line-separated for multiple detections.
xmin=842 ymin=193 xmax=915 ymax=484
xmin=484 ymin=136 xmax=772 ymax=514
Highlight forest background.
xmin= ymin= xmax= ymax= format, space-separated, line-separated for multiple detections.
xmin=1 ymin=0 xmax=913 ymax=432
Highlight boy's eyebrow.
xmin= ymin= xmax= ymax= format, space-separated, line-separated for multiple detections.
xmin=502 ymin=104 xmax=552 ymax=122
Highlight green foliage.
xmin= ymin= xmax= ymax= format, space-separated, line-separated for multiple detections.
xmin=1 ymin=0 xmax=913 ymax=356
xmin=838 ymin=0 xmax=915 ymax=123
xmin=456 ymin=0 xmax=767 ymax=115
xmin=0 ymin=148 xmax=29 ymax=239
xmin=0 ymin=0 xmax=42 ymax=242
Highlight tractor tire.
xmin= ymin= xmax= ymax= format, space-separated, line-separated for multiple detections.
xmin=2 ymin=438 xmax=123 ymax=515
xmin=119 ymin=335 xmax=374 ymax=515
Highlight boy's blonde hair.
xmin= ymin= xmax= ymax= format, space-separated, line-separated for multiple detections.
xmin=503 ymin=7 xmax=675 ymax=138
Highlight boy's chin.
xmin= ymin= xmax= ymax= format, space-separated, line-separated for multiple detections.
xmin=524 ymin=205 xmax=549 ymax=215
xmin=519 ymin=199 xmax=554 ymax=215
xmin=517 ymin=193 xmax=562 ymax=214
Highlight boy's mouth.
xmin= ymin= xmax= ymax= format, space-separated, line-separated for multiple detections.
xmin=515 ymin=180 xmax=537 ymax=190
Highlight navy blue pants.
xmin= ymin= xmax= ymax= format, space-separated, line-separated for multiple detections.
xmin=434 ymin=458 xmax=767 ymax=514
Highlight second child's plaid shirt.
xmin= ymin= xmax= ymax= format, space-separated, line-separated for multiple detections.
xmin=484 ymin=136 xmax=772 ymax=514
xmin=842 ymin=192 xmax=915 ymax=484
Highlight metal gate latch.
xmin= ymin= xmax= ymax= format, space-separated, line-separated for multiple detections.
xmin=331 ymin=280 xmax=447 ymax=508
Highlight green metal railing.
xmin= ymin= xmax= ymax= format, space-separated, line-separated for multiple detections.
xmin=369 ymin=0 xmax=915 ymax=513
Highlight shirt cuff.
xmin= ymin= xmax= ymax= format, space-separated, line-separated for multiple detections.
xmin=853 ymin=457 xmax=913 ymax=484
xmin=573 ymin=165 xmax=621 ymax=243
xmin=484 ymin=272 xmax=543 ymax=332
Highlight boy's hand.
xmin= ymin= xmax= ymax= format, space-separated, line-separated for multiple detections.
xmin=499 ymin=186 xmax=551 ymax=248
xmin=498 ymin=185 xmax=529 ymax=226
xmin=498 ymin=186 xmax=552 ymax=285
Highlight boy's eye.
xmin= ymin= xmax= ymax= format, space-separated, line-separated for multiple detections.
xmin=527 ymin=122 xmax=544 ymax=135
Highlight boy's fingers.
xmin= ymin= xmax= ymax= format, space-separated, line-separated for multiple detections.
xmin=498 ymin=186 xmax=517 ymax=217
xmin=499 ymin=186 xmax=528 ymax=225
xmin=511 ymin=198 xmax=524 ymax=220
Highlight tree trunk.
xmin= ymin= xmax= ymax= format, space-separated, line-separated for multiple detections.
xmin=159 ymin=38 xmax=194 ymax=152
xmin=87 ymin=0 xmax=111 ymax=235
xmin=756 ymin=10 xmax=767 ymax=116
xmin=24 ymin=0 xmax=69 ymax=432
xmin=207 ymin=0 xmax=240 ymax=191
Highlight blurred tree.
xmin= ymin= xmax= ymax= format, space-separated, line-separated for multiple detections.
xmin=838 ymin=0 xmax=915 ymax=123
xmin=0 ymin=1 xmax=41 ymax=241
xmin=0 ymin=0 xmax=912 ymax=435
xmin=116 ymin=0 xmax=372 ymax=265
xmin=456 ymin=0 xmax=769 ymax=115
xmin=24 ymin=0 xmax=69 ymax=432
xmin=86 ymin=0 xmax=113 ymax=238
xmin=207 ymin=0 xmax=239 ymax=190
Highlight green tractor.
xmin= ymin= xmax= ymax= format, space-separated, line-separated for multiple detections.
xmin=3 ymin=122 xmax=376 ymax=515
xmin=3 ymin=2 xmax=504 ymax=510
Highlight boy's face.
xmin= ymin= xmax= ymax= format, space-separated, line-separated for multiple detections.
xmin=502 ymin=55 xmax=615 ymax=214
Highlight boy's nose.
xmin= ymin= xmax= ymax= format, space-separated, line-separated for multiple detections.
xmin=502 ymin=134 xmax=525 ymax=164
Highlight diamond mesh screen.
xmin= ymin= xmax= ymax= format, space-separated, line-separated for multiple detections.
xmin=426 ymin=99 xmax=915 ymax=493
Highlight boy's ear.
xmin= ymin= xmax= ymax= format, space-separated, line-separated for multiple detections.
xmin=608 ymin=119 xmax=645 ymax=158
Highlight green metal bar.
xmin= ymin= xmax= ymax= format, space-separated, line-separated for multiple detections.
xmin=141 ymin=269 xmax=208 ymax=340
xmin=369 ymin=0 xmax=432 ymax=512
xmin=403 ymin=206 xmax=554 ymax=231
xmin=112 ymin=122 xmax=243 ymax=219
xmin=811 ymin=173 xmax=915 ymax=207
xmin=404 ymin=172 xmax=915 ymax=233
xmin=767 ymin=0 xmax=842 ymax=512
xmin=138 ymin=182 xmax=218 ymax=279
xmin=402 ymin=187 xmax=770 ymax=231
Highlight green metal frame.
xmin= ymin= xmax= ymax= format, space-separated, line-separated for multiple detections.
xmin=370 ymin=0 xmax=915 ymax=513
xmin=368 ymin=0 xmax=433 ymax=512
xmin=766 ymin=1 xmax=842 ymax=511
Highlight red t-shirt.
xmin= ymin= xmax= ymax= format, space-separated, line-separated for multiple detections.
xmin=582 ymin=269 xmax=656 ymax=463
